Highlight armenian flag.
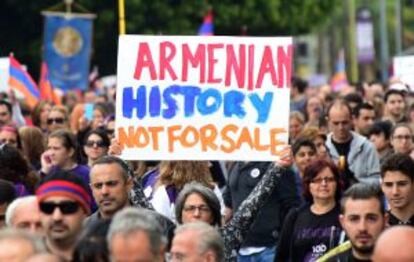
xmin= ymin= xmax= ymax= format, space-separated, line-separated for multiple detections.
xmin=8 ymin=55 xmax=40 ymax=108
xmin=39 ymin=61 xmax=61 ymax=105
xmin=198 ymin=10 xmax=213 ymax=36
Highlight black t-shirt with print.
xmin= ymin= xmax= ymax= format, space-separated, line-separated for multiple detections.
xmin=388 ymin=211 xmax=414 ymax=226
xmin=290 ymin=205 xmax=342 ymax=262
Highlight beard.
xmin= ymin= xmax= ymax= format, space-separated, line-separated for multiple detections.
xmin=352 ymin=243 xmax=374 ymax=256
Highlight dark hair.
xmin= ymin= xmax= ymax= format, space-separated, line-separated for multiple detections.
xmin=0 ymin=100 xmax=12 ymax=115
xmin=340 ymin=183 xmax=385 ymax=214
xmin=83 ymin=129 xmax=110 ymax=148
xmin=0 ymin=179 xmax=16 ymax=205
xmin=384 ymin=89 xmax=405 ymax=103
xmin=175 ymin=182 xmax=221 ymax=227
xmin=104 ymin=114 xmax=115 ymax=124
xmin=0 ymin=144 xmax=33 ymax=190
xmin=343 ymin=93 xmax=363 ymax=108
xmin=292 ymin=138 xmax=316 ymax=156
xmin=48 ymin=129 xmax=79 ymax=162
xmin=82 ymin=129 xmax=110 ymax=164
xmin=73 ymin=219 xmax=111 ymax=262
xmin=36 ymin=169 xmax=89 ymax=195
xmin=302 ymin=159 xmax=343 ymax=203
xmin=93 ymin=102 xmax=110 ymax=117
xmin=92 ymin=155 xmax=132 ymax=180
xmin=381 ymin=153 xmax=414 ymax=181
xmin=291 ymin=77 xmax=308 ymax=93
xmin=353 ymin=102 xmax=375 ymax=118
xmin=368 ymin=121 xmax=392 ymax=140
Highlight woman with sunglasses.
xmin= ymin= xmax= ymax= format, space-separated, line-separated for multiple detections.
xmin=46 ymin=106 xmax=69 ymax=133
xmin=276 ymin=159 xmax=344 ymax=262
xmin=82 ymin=129 xmax=110 ymax=167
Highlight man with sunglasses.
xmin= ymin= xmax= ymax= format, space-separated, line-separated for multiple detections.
xmin=36 ymin=170 xmax=91 ymax=261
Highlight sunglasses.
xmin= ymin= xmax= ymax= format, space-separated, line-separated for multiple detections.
xmin=39 ymin=201 xmax=80 ymax=215
xmin=85 ymin=140 xmax=107 ymax=148
xmin=47 ymin=118 xmax=65 ymax=125
xmin=0 ymin=139 xmax=17 ymax=145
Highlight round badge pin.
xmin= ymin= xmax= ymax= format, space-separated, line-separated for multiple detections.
xmin=250 ymin=168 xmax=260 ymax=178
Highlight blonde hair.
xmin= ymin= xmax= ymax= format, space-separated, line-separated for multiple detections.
xmin=50 ymin=105 xmax=69 ymax=120
xmin=290 ymin=111 xmax=305 ymax=124
xmin=156 ymin=161 xmax=213 ymax=191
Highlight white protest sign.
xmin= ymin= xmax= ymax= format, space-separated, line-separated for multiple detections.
xmin=394 ymin=55 xmax=414 ymax=91
xmin=116 ymin=35 xmax=292 ymax=161
xmin=0 ymin=58 xmax=9 ymax=93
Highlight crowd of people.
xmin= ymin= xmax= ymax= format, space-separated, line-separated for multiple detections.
xmin=0 ymin=77 xmax=414 ymax=262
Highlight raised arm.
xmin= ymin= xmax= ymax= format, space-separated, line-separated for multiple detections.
xmin=221 ymin=146 xmax=296 ymax=259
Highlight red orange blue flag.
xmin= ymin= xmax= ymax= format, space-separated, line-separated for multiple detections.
xmin=39 ymin=61 xmax=61 ymax=105
xmin=198 ymin=10 xmax=213 ymax=36
xmin=331 ymin=49 xmax=348 ymax=92
xmin=8 ymin=55 xmax=40 ymax=108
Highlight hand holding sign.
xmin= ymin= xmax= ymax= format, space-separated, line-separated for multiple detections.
xmin=109 ymin=138 xmax=123 ymax=156
xmin=116 ymin=35 xmax=292 ymax=161
xmin=274 ymin=145 xmax=293 ymax=168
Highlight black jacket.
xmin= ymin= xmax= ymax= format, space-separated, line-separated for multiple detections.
xmin=223 ymin=161 xmax=300 ymax=247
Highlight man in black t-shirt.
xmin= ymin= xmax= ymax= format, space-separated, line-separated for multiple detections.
xmin=381 ymin=153 xmax=414 ymax=226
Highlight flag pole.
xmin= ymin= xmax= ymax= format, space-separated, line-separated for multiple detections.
xmin=118 ymin=0 xmax=126 ymax=35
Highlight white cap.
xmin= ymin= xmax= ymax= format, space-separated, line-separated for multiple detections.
xmin=389 ymin=82 xmax=409 ymax=92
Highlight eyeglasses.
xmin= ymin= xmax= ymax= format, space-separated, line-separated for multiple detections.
xmin=393 ymin=135 xmax=412 ymax=141
xmin=311 ymin=176 xmax=336 ymax=184
xmin=39 ymin=201 xmax=80 ymax=215
xmin=183 ymin=205 xmax=211 ymax=214
xmin=166 ymin=252 xmax=186 ymax=262
xmin=85 ymin=140 xmax=107 ymax=148
xmin=47 ymin=117 xmax=65 ymax=125
xmin=90 ymin=180 xmax=121 ymax=190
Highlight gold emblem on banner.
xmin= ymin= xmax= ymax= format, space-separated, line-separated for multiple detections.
xmin=53 ymin=26 xmax=83 ymax=57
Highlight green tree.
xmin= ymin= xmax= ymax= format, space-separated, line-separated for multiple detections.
xmin=0 ymin=0 xmax=339 ymax=78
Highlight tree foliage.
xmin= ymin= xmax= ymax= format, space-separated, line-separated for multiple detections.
xmin=0 ymin=0 xmax=338 ymax=77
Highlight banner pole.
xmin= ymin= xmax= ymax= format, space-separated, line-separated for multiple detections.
xmin=64 ymin=0 xmax=73 ymax=14
xmin=118 ymin=0 xmax=126 ymax=35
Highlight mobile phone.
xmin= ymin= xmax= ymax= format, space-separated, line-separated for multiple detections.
xmin=45 ymin=155 xmax=52 ymax=164
xmin=84 ymin=103 xmax=94 ymax=121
